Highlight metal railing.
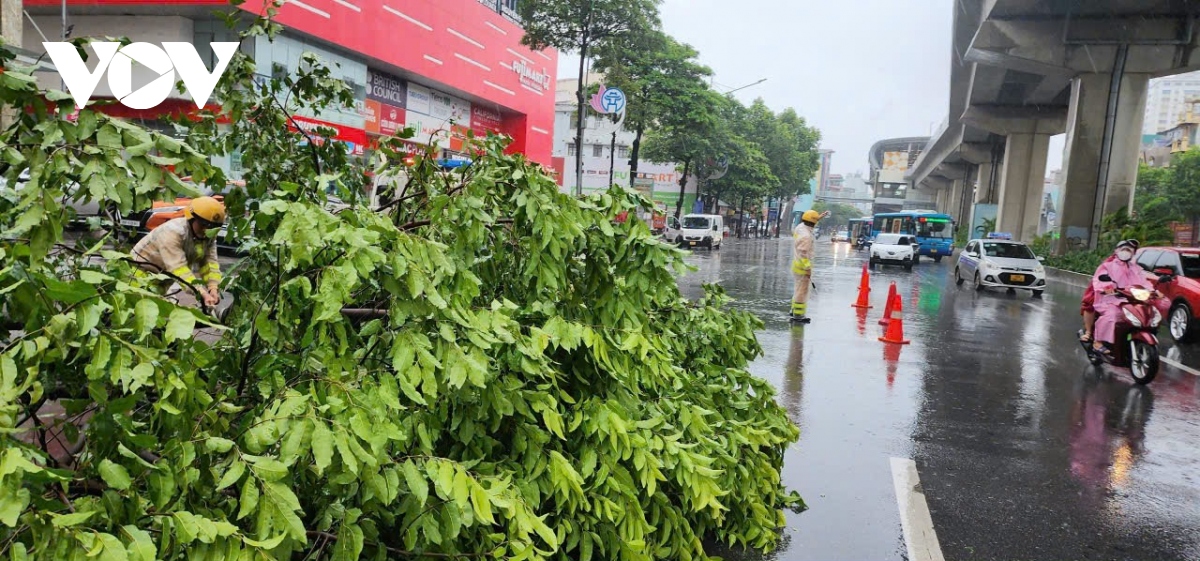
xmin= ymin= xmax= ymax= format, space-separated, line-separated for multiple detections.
xmin=477 ymin=0 xmax=521 ymax=24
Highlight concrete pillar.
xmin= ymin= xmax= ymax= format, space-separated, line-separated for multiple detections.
xmin=1 ymin=0 xmax=21 ymax=129
xmin=1057 ymin=71 xmax=1151 ymax=252
xmin=996 ymin=132 xmax=1051 ymax=242
xmin=975 ymin=163 xmax=993 ymax=204
xmin=1 ymin=0 xmax=19 ymax=45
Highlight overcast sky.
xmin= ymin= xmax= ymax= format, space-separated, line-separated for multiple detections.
xmin=557 ymin=0 xmax=1069 ymax=178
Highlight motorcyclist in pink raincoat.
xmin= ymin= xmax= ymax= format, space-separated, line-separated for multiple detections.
xmin=1090 ymin=240 xmax=1152 ymax=355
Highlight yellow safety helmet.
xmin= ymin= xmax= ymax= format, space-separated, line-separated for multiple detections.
xmin=801 ymin=210 xmax=822 ymax=223
xmin=184 ymin=196 xmax=227 ymax=225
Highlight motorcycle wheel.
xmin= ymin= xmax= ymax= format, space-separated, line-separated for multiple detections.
xmin=1129 ymin=340 xmax=1159 ymax=385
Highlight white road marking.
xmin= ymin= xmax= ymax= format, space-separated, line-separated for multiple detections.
xmin=890 ymin=457 xmax=946 ymax=561
xmin=1162 ymin=356 xmax=1200 ymax=376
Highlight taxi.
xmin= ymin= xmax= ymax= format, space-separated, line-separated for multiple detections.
xmin=954 ymin=234 xmax=1047 ymax=297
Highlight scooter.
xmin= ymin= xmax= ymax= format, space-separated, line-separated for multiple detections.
xmin=1078 ymin=274 xmax=1166 ymax=385
xmin=855 ymin=236 xmax=871 ymax=251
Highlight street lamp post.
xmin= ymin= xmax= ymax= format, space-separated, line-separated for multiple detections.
xmin=723 ymin=78 xmax=767 ymax=95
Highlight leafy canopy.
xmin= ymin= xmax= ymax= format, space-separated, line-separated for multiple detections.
xmin=518 ymin=0 xmax=661 ymax=53
xmin=0 ymin=8 xmax=802 ymax=561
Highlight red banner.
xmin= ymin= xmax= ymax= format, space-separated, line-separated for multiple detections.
xmin=471 ymin=105 xmax=504 ymax=138
xmin=287 ymin=114 xmax=368 ymax=155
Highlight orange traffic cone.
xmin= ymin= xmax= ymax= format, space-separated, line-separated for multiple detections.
xmin=879 ymin=293 xmax=911 ymax=345
xmin=879 ymin=282 xmax=898 ymax=325
xmin=851 ymin=263 xmax=873 ymax=309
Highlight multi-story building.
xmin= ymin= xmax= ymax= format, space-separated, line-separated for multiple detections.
xmin=868 ymin=137 xmax=932 ymax=214
xmin=1143 ymin=70 xmax=1200 ymax=135
xmin=550 ymin=78 xmax=698 ymax=211
xmin=21 ymin=0 xmax=557 ymax=175
xmin=815 ymin=149 xmax=833 ymax=196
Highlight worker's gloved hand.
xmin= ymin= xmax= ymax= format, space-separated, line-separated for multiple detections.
xmin=204 ymin=287 xmax=221 ymax=307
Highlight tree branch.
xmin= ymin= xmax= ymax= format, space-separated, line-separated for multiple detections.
xmin=305 ymin=530 xmax=491 ymax=559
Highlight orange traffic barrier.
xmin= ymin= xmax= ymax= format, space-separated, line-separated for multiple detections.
xmin=851 ymin=263 xmax=873 ymax=309
xmin=879 ymin=293 xmax=911 ymax=345
xmin=879 ymin=282 xmax=898 ymax=325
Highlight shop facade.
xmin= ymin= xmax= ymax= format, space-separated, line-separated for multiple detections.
xmin=23 ymin=0 xmax=557 ymax=171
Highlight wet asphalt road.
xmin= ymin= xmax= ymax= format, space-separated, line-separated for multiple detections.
xmin=676 ymin=237 xmax=1200 ymax=561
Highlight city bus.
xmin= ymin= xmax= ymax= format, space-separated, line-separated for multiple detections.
xmin=848 ymin=217 xmax=873 ymax=249
xmin=871 ymin=211 xmax=955 ymax=262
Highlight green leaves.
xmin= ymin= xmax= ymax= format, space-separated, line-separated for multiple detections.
xmin=164 ymin=309 xmax=195 ymax=342
xmin=0 ymin=24 xmax=800 ymax=561
xmin=98 ymin=459 xmax=132 ymax=491
xmin=402 ymin=460 xmax=428 ymax=507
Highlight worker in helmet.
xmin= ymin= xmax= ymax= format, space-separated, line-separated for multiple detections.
xmin=131 ymin=196 xmax=227 ymax=308
xmin=791 ymin=209 xmax=830 ymax=323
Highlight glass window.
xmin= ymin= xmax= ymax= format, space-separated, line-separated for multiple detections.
xmin=1136 ymin=249 xmax=1162 ymax=271
xmin=917 ymin=219 xmax=952 ymax=239
xmin=618 ymin=145 xmax=630 ymax=158
xmin=1179 ymin=254 xmax=1200 ymax=278
xmin=567 ymin=144 xmax=577 ymax=157
xmin=592 ymin=144 xmax=604 ymax=157
xmin=981 ymin=242 xmax=1035 ymax=259
xmin=682 ymin=216 xmax=711 ymax=229
xmin=1155 ymin=251 xmax=1183 ymax=274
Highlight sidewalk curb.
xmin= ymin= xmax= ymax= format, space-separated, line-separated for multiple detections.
xmin=1045 ymin=266 xmax=1091 ymax=289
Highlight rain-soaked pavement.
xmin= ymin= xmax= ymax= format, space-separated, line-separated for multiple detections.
xmin=676 ymin=236 xmax=1200 ymax=561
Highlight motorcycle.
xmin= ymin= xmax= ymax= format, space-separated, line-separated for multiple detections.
xmin=855 ymin=236 xmax=871 ymax=251
xmin=1078 ymin=274 xmax=1167 ymax=385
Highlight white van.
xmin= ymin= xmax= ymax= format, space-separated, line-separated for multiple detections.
xmin=661 ymin=215 xmax=683 ymax=245
xmin=680 ymin=213 xmax=724 ymax=250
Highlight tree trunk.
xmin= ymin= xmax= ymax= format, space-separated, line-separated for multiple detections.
xmin=628 ymin=122 xmax=644 ymax=190
xmin=573 ymin=30 xmax=591 ymax=198
xmin=675 ymin=158 xmax=691 ymax=218
xmin=739 ymin=195 xmax=747 ymax=238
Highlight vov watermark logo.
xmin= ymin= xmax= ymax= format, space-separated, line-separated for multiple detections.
xmin=42 ymin=42 xmax=240 ymax=110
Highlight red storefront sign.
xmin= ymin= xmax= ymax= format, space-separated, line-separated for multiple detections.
xmin=471 ymin=105 xmax=503 ymax=138
xmin=363 ymin=100 xmax=406 ymax=137
xmin=287 ymin=114 xmax=368 ymax=156
xmin=28 ymin=0 xmax=558 ymax=163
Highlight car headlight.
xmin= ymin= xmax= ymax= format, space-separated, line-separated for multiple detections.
xmin=1150 ymin=307 xmax=1163 ymax=328
xmin=1122 ymin=307 xmax=1143 ymax=327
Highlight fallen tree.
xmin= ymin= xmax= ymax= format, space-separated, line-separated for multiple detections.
xmin=0 ymin=11 xmax=802 ymax=560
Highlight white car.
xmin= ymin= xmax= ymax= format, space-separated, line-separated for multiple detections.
xmin=870 ymin=233 xmax=918 ymax=270
xmin=832 ymin=229 xmax=850 ymax=242
xmin=955 ymin=238 xmax=1047 ymax=297
xmin=660 ymin=215 xmax=683 ymax=245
